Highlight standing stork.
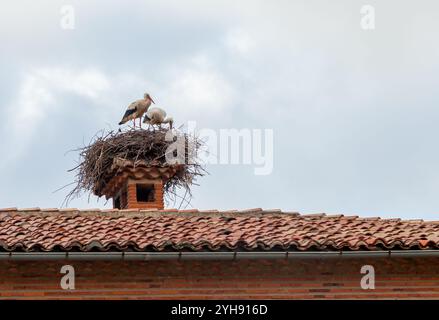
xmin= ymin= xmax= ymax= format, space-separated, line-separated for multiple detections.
xmin=143 ymin=107 xmax=174 ymax=129
xmin=119 ymin=93 xmax=155 ymax=128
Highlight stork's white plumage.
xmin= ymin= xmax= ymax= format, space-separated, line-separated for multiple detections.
xmin=119 ymin=93 xmax=155 ymax=128
xmin=143 ymin=107 xmax=174 ymax=129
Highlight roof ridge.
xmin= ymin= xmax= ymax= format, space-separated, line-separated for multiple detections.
xmin=0 ymin=208 xmax=301 ymax=218
xmin=0 ymin=208 xmax=438 ymax=223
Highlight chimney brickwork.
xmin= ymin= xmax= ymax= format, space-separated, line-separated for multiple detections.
xmin=98 ymin=160 xmax=181 ymax=210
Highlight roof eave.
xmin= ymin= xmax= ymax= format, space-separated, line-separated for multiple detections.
xmin=1 ymin=250 xmax=438 ymax=261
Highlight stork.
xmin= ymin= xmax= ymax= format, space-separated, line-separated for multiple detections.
xmin=143 ymin=107 xmax=174 ymax=129
xmin=119 ymin=93 xmax=155 ymax=128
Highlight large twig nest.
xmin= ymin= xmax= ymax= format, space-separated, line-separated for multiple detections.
xmin=65 ymin=128 xmax=206 ymax=207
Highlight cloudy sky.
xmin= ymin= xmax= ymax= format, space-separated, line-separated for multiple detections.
xmin=0 ymin=0 xmax=438 ymax=219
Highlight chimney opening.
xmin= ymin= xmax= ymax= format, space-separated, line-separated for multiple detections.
xmin=136 ymin=184 xmax=155 ymax=202
xmin=114 ymin=196 xmax=121 ymax=209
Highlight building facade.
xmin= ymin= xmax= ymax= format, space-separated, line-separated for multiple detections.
xmin=0 ymin=208 xmax=437 ymax=299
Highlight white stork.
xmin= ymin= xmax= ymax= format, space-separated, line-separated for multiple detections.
xmin=119 ymin=93 xmax=155 ymax=128
xmin=143 ymin=107 xmax=174 ymax=129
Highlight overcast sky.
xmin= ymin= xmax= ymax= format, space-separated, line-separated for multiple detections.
xmin=0 ymin=0 xmax=438 ymax=219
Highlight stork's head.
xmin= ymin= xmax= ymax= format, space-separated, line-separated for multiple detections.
xmin=144 ymin=93 xmax=155 ymax=104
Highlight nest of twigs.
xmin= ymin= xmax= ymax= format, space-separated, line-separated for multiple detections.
xmin=65 ymin=128 xmax=206 ymax=207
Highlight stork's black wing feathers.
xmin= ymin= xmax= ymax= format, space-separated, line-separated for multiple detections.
xmin=119 ymin=107 xmax=137 ymax=125
xmin=122 ymin=107 xmax=137 ymax=118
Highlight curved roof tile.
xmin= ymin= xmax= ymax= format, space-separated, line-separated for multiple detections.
xmin=0 ymin=208 xmax=437 ymax=252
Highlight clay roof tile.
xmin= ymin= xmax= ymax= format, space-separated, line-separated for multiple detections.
xmin=0 ymin=208 xmax=436 ymax=252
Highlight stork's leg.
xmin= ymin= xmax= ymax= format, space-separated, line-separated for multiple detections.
xmin=140 ymin=118 xmax=142 ymax=129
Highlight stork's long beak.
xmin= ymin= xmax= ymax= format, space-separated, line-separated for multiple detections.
xmin=150 ymin=97 xmax=155 ymax=104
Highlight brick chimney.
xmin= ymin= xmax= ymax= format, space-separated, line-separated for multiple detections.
xmin=96 ymin=158 xmax=181 ymax=210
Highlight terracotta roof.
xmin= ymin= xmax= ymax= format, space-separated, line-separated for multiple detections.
xmin=0 ymin=208 xmax=438 ymax=252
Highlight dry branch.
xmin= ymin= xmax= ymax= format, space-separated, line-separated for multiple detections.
xmin=65 ymin=128 xmax=206 ymax=207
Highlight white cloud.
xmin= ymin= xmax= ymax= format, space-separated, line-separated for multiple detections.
xmin=0 ymin=67 xmax=110 ymax=168
xmin=14 ymin=74 xmax=54 ymax=127
xmin=35 ymin=68 xmax=110 ymax=99
xmin=223 ymin=29 xmax=255 ymax=55
xmin=166 ymin=55 xmax=235 ymax=114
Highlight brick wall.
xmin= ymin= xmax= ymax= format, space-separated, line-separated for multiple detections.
xmin=0 ymin=257 xmax=438 ymax=299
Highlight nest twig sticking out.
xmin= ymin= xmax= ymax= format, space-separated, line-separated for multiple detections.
xmin=65 ymin=128 xmax=206 ymax=208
